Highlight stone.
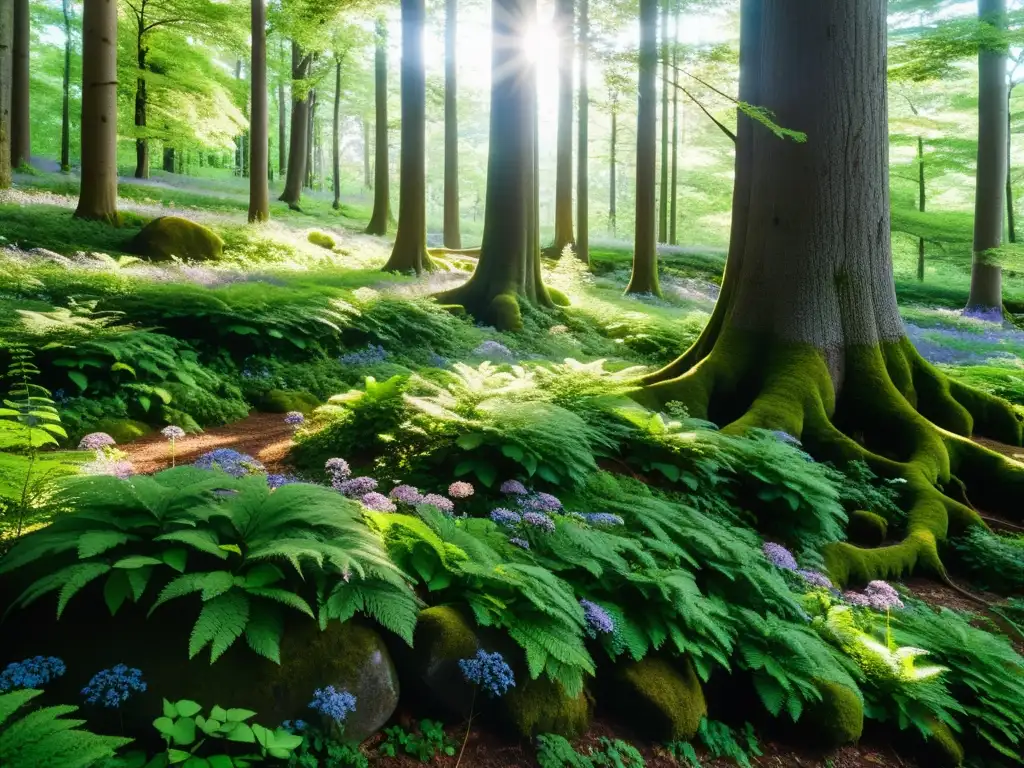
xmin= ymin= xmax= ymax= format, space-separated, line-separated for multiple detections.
xmin=130 ymin=216 xmax=224 ymax=262
xmin=803 ymin=680 xmax=864 ymax=747
xmin=402 ymin=605 xmax=479 ymax=717
xmin=605 ymin=656 xmax=706 ymax=742
xmin=503 ymin=676 xmax=593 ymax=738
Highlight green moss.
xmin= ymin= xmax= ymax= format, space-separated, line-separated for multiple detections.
xmin=503 ymin=676 xmax=593 ymax=738
xmin=257 ymin=389 xmax=320 ymax=415
xmin=490 ymin=293 xmax=523 ymax=332
xmin=308 ymin=231 xmax=336 ymax=250
xmin=414 ymin=606 xmax=478 ymax=660
xmin=130 ymin=216 xmax=224 ymax=262
xmin=607 ymin=656 xmax=706 ymax=742
xmin=847 ymin=510 xmax=888 ymax=546
xmin=547 ymin=287 xmax=571 ymax=307
xmin=91 ymin=418 xmax=153 ymax=444
xmin=437 ymin=304 xmax=468 ymax=317
xmin=923 ymin=719 xmax=964 ymax=767
xmin=803 ymin=680 xmax=863 ymax=747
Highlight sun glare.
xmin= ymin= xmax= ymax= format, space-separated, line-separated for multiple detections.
xmin=523 ymin=19 xmax=557 ymax=66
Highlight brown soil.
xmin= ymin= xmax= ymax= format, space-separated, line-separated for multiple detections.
xmin=123 ymin=413 xmax=296 ymax=474
xmin=974 ymin=436 xmax=1024 ymax=463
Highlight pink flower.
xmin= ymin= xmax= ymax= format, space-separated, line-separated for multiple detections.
xmin=448 ymin=481 xmax=474 ymax=499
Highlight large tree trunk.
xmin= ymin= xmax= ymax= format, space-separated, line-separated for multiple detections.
xmin=75 ymin=0 xmax=118 ymax=223
xmin=365 ymin=18 xmax=390 ymax=235
xmin=279 ymin=42 xmax=311 ymax=210
xmin=576 ymin=0 xmax=589 ymax=264
xmin=333 ymin=57 xmax=342 ymax=210
xmin=248 ymin=0 xmax=269 ymax=223
xmin=163 ymin=146 xmax=175 ymax=173
xmin=626 ymin=0 xmax=661 ymax=296
xmin=967 ymin=0 xmax=1008 ymax=314
xmin=641 ymin=0 xmax=1024 ymax=588
xmin=443 ymin=0 xmax=461 ymax=249
xmin=0 ymin=0 xmax=11 ymax=189
xmin=609 ymin=101 xmax=616 ymax=235
xmin=278 ymin=39 xmax=287 ymax=177
xmin=60 ymin=0 xmax=71 ymax=172
xmin=383 ymin=0 xmax=431 ymax=274
xmin=547 ymin=0 xmax=575 ymax=257
xmin=134 ymin=18 xmax=149 ymax=179
xmin=305 ymin=88 xmax=316 ymax=189
xmin=1007 ymin=90 xmax=1016 ymax=244
xmin=436 ymin=0 xmax=552 ymax=330
xmin=657 ymin=0 xmax=669 ymax=243
xmin=917 ymin=135 xmax=926 ymax=280
xmin=10 ymin=0 xmax=28 ymax=169
xmin=668 ymin=0 xmax=680 ymax=245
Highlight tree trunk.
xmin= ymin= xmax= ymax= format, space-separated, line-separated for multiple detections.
xmin=1007 ymin=89 xmax=1016 ymax=244
xmin=60 ymin=0 xmax=71 ymax=172
xmin=279 ymin=42 xmax=311 ymax=210
xmin=669 ymin=0 xmax=680 ymax=245
xmin=163 ymin=146 xmax=175 ymax=173
xmin=917 ymin=135 xmax=926 ymax=281
xmin=443 ymin=0 xmax=462 ymax=249
xmin=305 ymin=89 xmax=316 ymax=189
xmin=365 ymin=19 xmax=390 ymax=235
xmin=0 ymin=0 xmax=11 ymax=189
xmin=248 ymin=0 xmax=269 ymax=223
xmin=576 ymin=0 xmax=589 ymax=264
xmin=75 ymin=0 xmax=118 ymax=223
xmin=10 ymin=0 xmax=28 ymax=169
xmin=547 ymin=0 xmax=575 ymax=257
xmin=657 ymin=0 xmax=669 ymax=244
xmin=362 ymin=117 xmax=371 ymax=189
xmin=609 ymin=101 xmax=616 ymax=236
xmin=278 ymin=39 xmax=287 ymax=176
xmin=626 ymin=0 xmax=661 ymax=295
xmin=967 ymin=0 xmax=1008 ymax=314
xmin=134 ymin=17 xmax=149 ymax=179
xmin=436 ymin=0 xmax=552 ymax=329
xmin=333 ymin=57 xmax=342 ymax=210
xmin=383 ymin=0 xmax=431 ymax=274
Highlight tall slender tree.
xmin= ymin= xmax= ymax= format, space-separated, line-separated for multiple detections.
xmin=967 ymin=0 xmax=1008 ymax=314
xmin=547 ymin=0 xmax=575 ymax=256
xmin=60 ymin=0 xmax=72 ymax=172
xmin=333 ymin=55 xmax=343 ymax=210
xmin=75 ymin=0 xmax=119 ymax=223
xmin=279 ymin=42 xmax=312 ymax=209
xmin=383 ymin=0 xmax=432 ymax=274
xmin=10 ymin=0 xmax=27 ymax=169
xmin=668 ymin=0 xmax=680 ymax=245
xmin=657 ymin=0 xmax=669 ymax=243
xmin=437 ymin=0 xmax=552 ymax=329
xmin=0 ymin=0 xmax=11 ymax=189
xmin=278 ymin=39 xmax=287 ymax=176
xmin=443 ymin=0 xmax=461 ymax=249
xmin=576 ymin=0 xmax=589 ymax=264
xmin=365 ymin=18 xmax=390 ymax=235
xmin=626 ymin=0 xmax=660 ymax=296
xmin=248 ymin=0 xmax=269 ymax=223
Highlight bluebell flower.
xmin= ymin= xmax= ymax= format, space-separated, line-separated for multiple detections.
xmin=458 ymin=650 xmax=515 ymax=698
xmin=522 ymin=511 xmax=555 ymax=532
xmin=309 ymin=686 xmax=357 ymax=723
xmin=509 ymin=537 xmax=530 ymax=550
xmin=267 ymin=474 xmax=299 ymax=490
xmin=194 ymin=449 xmax=266 ymax=478
xmin=282 ymin=719 xmax=308 ymax=733
xmin=499 ymin=480 xmax=529 ymax=495
xmin=82 ymin=664 xmax=147 ymax=708
xmin=490 ymin=508 xmax=522 ymax=527
xmin=0 ymin=656 xmax=66 ymax=692
xmin=583 ymin=513 xmax=624 ymax=527
xmin=339 ymin=345 xmax=389 ymax=367
xmin=580 ymin=600 xmax=614 ymax=637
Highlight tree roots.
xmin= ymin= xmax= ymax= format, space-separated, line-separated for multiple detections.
xmin=635 ymin=330 xmax=1024 ymax=587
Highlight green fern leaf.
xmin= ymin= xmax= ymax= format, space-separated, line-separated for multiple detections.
xmin=189 ymin=591 xmax=250 ymax=663
xmin=154 ymin=529 xmax=227 ymax=559
xmin=245 ymin=587 xmax=314 ymax=618
xmin=56 ymin=563 xmax=112 ymax=618
xmin=77 ymin=532 xmax=130 ymax=559
xmin=245 ymin=602 xmax=284 ymax=664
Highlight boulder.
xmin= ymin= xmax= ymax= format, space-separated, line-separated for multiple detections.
xmin=803 ymin=680 xmax=864 ymax=747
xmin=308 ymin=231 xmax=336 ymax=250
xmin=503 ymin=676 xmax=593 ymax=739
xmin=605 ymin=656 xmax=706 ymax=742
xmin=131 ymin=216 xmax=224 ymax=262
xmin=401 ymin=605 xmax=479 ymax=717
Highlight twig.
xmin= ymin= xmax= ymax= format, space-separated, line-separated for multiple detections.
xmin=454 ymin=689 xmax=476 ymax=768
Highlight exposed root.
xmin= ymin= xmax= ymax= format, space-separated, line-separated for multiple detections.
xmin=427 ymin=247 xmax=481 ymax=258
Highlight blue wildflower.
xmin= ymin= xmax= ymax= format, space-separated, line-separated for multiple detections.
xmin=509 ymin=537 xmax=530 ymax=550
xmin=282 ymin=719 xmax=308 ymax=733
xmin=522 ymin=511 xmax=555 ymax=532
xmin=82 ymin=664 xmax=147 ymax=708
xmin=522 ymin=492 xmax=561 ymax=512
xmin=267 ymin=474 xmax=299 ymax=490
xmin=309 ymin=686 xmax=357 ymax=723
xmin=580 ymin=600 xmax=614 ymax=637
xmin=762 ymin=542 xmax=798 ymax=571
xmin=458 ymin=650 xmax=515 ymax=698
xmin=583 ymin=513 xmax=624 ymax=527
xmin=490 ymin=508 xmax=522 ymax=527
xmin=0 ymin=656 xmax=66 ymax=692
xmin=500 ymin=479 xmax=529 ymax=495
xmin=336 ymin=476 xmax=378 ymax=496
xmin=471 ymin=341 xmax=514 ymax=362
xmin=796 ymin=569 xmax=834 ymax=590
xmin=194 ymin=449 xmax=266 ymax=478
xmin=339 ymin=345 xmax=389 ymax=367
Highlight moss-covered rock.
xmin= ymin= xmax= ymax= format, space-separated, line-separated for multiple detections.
xmin=503 ymin=676 xmax=592 ymax=738
xmin=131 ymin=216 xmax=224 ymax=262
xmin=257 ymin=389 xmax=321 ymax=415
xmin=399 ymin=606 xmax=479 ymax=717
xmin=606 ymin=656 xmax=706 ymax=742
xmin=91 ymin=418 xmax=153 ymax=444
xmin=803 ymin=680 xmax=863 ymax=747
xmin=308 ymin=231 xmax=336 ymax=250
xmin=548 ymin=287 xmax=571 ymax=307
xmin=847 ymin=510 xmax=888 ymax=547
xmin=490 ymin=293 xmax=523 ymax=332
xmin=923 ymin=719 xmax=964 ymax=767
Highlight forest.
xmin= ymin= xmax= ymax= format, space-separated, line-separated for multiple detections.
xmin=0 ymin=0 xmax=1024 ymax=766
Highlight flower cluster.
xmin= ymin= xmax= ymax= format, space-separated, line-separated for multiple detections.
xmin=582 ymin=513 xmax=624 ymax=528
xmin=428 ymin=352 xmax=450 ymax=369
xmin=490 ymin=508 xmax=522 ymax=527
xmin=325 ymin=458 xmax=351 ymax=480
xmin=284 ymin=411 xmax=305 ymax=427
xmin=458 ymin=650 xmax=515 ymax=698
xmin=267 ymin=474 xmax=300 ymax=490
xmin=448 ymin=481 xmax=474 ymax=499
xmin=771 ymin=430 xmax=802 ymax=447
xmin=161 ymin=425 xmax=186 ymax=441
xmin=309 ymin=686 xmax=357 ymax=723
xmin=361 ymin=492 xmax=397 ymax=512
xmin=281 ymin=719 xmax=307 ymax=733
xmin=762 ymin=542 xmax=798 ymax=571
xmin=500 ymin=479 xmax=528 ymax=495
xmin=421 ymin=493 xmax=455 ymax=515
xmin=81 ymin=664 xmax=147 ymax=708
xmin=82 ymin=451 xmax=135 ymax=479
xmin=509 ymin=537 xmax=530 ymax=550
xmin=339 ymin=344 xmax=389 ymax=367
xmin=522 ymin=511 xmax=556 ymax=533
xmin=194 ymin=449 xmax=266 ymax=478
xmin=336 ymin=476 xmax=378 ymax=497
xmin=845 ymin=580 xmax=904 ymax=611
xmin=580 ymin=600 xmax=615 ymax=637
xmin=796 ymin=570 xmax=834 ymax=590
xmin=78 ymin=432 xmax=116 ymax=450
xmin=389 ymin=484 xmax=424 ymax=505
xmin=522 ymin=492 xmax=562 ymax=513
xmin=472 ymin=340 xmax=514 ymax=362
xmin=0 ymin=656 xmax=66 ymax=692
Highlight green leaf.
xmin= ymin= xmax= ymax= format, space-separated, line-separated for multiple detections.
xmin=78 ymin=531 xmax=130 ymax=559
xmin=162 ymin=699 xmax=178 ymax=719
xmin=500 ymin=443 xmax=525 ymax=462
xmin=111 ymin=362 xmax=137 ymax=377
xmin=104 ymin=571 xmax=133 ymax=616
xmin=113 ymin=556 xmax=164 ymax=569
xmin=456 ymin=432 xmax=485 ymax=450
xmin=174 ymin=700 xmax=203 ymax=718
xmin=210 ymin=705 xmax=227 ymax=721
xmin=57 ymin=563 xmax=112 ymax=617
xmin=225 ymin=721 xmax=255 ymax=743
xmin=651 ymin=462 xmax=681 ymax=482
xmin=138 ymin=395 xmax=152 ymax=413
xmin=473 ymin=462 xmax=497 ymax=487
xmin=67 ymin=371 xmax=88 ymax=391
xmin=188 ymin=591 xmax=250 ymax=663
xmin=225 ymin=708 xmax=257 ymax=723
xmin=161 ymin=548 xmax=188 ymax=573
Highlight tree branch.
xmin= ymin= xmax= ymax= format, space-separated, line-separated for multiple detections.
xmin=675 ymin=84 xmax=736 ymax=143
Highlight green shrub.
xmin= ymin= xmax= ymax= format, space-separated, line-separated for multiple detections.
xmin=130 ymin=216 xmax=224 ymax=262
xmin=535 ymin=734 xmax=644 ymax=768
xmin=255 ymin=389 xmax=320 ymax=415
xmin=951 ymin=527 xmax=1024 ymax=593
xmin=377 ymin=720 xmax=456 ymax=762
xmin=160 ymin=381 xmax=250 ymax=430
xmin=665 ymin=719 xmax=762 ymax=768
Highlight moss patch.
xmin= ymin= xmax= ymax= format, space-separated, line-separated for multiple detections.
xmin=924 ymin=719 xmax=965 ymax=767
xmin=847 ymin=510 xmax=888 ymax=547
xmin=503 ymin=676 xmax=592 ymax=739
xmin=606 ymin=656 xmax=706 ymax=742
xmin=308 ymin=231 xmax=336 ymax=250
xmin=490 ymin=293 xmax=523 ymax=332
xmin=803 ymin=680 xmax=863 ymax=747
xmin=130 ymin=216 xmax=224 ymax=262
xmin=400 ymin=606 xmax=480 ymax=717
xmin=548 ymin=287 xmax=571 ymax=307
xmin=257 ymin=389 xmax=321 ymax=415
xmin=91 ymin=418 xmax=153 ymax=444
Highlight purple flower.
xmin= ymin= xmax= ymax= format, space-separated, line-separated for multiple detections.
xmin=361 ymin=492 xmax=397 ymax=512
xmin=389 ymin=484 xmax=423 ymax=505
xmin=284 ymin=411 xmax=305 ymax=427
xmin=194 ymin=449 xmax=265 ymax=478
xmin=336 ymin=476 xmax=378 ymax=496
xmin=583 ymin=513 xmax=624 ymax=527
xmin=81 ymin=664 xmax=146 ymax=709
xmin=523 ymin=511 xmax=555 ymax=532
xmin=161 ymin=425 xmax=186 ymax=441
xmin=509 ymin=537 xmax=530 ymax=550
xmin=522 ymin=492 xmax=561 ymax=513
xmin=458 ymin=650 xmax=515 ymax=698
xmin=82 ymin=453 xmax=135 ymax=479
xmin=325 ymin=458 xmax=351 ymax=480
xmin=267 ymin=474 xmax=299 ymax=490
xmin=0 ymin=656 xmax=66 ymax=692
xmin=762 ymin=542 xmax=798 ymax=571
xmin=843 ymin=591 xmax=872 ymax=608
xmin=339 ymin=344 xmax=389 ymax=367
xmin=448 ymin=481 xmax=475 ymax=499
xmin=500 ymin=479 xmax=529 ymax=495
xmin=797 ymin=570 xmax=834 ymax=590
xmin=309 ymin=686 xmax=357 ymax=723
xmin=78 ymin=433 xmax=116 ymax=450
xmin=490 ymin=508 xmax=522 ymax=527
xmin=864 ymin=580 xmax=905 ymax=611
xmin=580 ymin=599 xmax=614 ymax=637
xmin=472 ymin=341 xmax=514 ymax=361
xmin=421 ymin=493 xmax=455 ymax=515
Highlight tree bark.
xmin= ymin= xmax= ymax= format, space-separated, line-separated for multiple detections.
xmin=60 ymin=0 xmax=72 ymax=172
xmin=443 ymin=0 xmax=462 ymax=249
xmin=75 ymin=0 xmax=118 ymax=223
xmin=333 ymin=57 xmax=342 ymax=210
xmin=163 ymin=146 xmax=175 ymax=173
xmin=383 ymin=0 xmax=431 ymax=274
xmin=365 ymin=18 xmax=390 ymax=235
xmin=609 ymin=100 xmax=616 ymax=236
xmin=362 ymin=117 xmax=371 ymax=189
xmin=279 ymin=42 xmax=311 ymax=210
xmin=576 ymin=0 xmax=589 ymax=264
xmin=669 ymin=0 xmax=680 ymax=245
xmin=657 ymin=0 xmax=669 ymax=244
xmin=248 ymin=0 xmax=269 ymax=223
xmin=918 ymin=135 xmax=926 ymax=281
xmin=278 ymin=39 xmax=287 ymax=176
xmin=547 ymin=0 xmax=575 ymax=257
xmin=10 ymin=0 xmax=28 ymax=169
xmin=435 ymin=0 xmax=551 ymax=329
xmin=968 ymin=0 xmax=1008 ymax=314
xmin=1007 ymin=89 xmax=1016 ymax=244
xmin=626 ymin=0 xmax=661 ymax=295
xmin=0 ymin=0 xmax=11 ymax=189
xmin=305 ymin=88 xmax=316 ymax=189
xmin=134 ymin=15 xmax=149 ymax=179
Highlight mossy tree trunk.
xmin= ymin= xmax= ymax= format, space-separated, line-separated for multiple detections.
xmin=60 ymin=0 xmax=71 ymax=172
xmin=657 ymin=0 xmax=669 ymax=244
xmin=248 ymin=0 xmax=269 ymax=223
xmin=435 ymin=0 xmax=552 ymax=330
xmin=967 ymin=0 xmax=1008 ymax=314
xmin=365 ymin=18 xmax=391 ymax=236
xmin=75 ymin=0 xmax=119 ymax=224
xmin=443 ymin=0 xmax=462 ymax=249
xmin=134 ymin=14 xmax=149 ymax=179
xmin=1006 ymin=88 xmax=1016 ymax=243
xmin=279 ymin=42 xmax=311 ymax=210
xmin=638 ymin=0 xmax=1024 ymax=587
xmin=626 ymin=0 xmax=660 ymax=296
xmin=917 ymin=136 xmax=926 ymax=280
xmin=10 ymin=0 xmax=28 ymax=169
xmin=383 ymin=0 xmax=432 ymax=275
xmin=546 ymin=0 xmax=575 ymax=258
xmin=0 ymin=0 xmax=11 ymax=189
xmin=576 ymin=0 xmax=589 ymax=265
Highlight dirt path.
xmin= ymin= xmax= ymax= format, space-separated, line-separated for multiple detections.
xmin=975 ymin=436 xmax=1024 ymax=463
xmin=124 ymin=413 xmax=296 ymax=475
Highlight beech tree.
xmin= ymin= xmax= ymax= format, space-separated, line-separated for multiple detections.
xmin=248 ymin=0 xmax=269 ymax=223
xmin=10 ymin=0 xmax=27 ymax=169
xmin=75 ymin=0 xmax=119 ymax=223
xmin=60 ymin=0 xmax=72 ymax=173
xmin=279 ymin=42 xmax=312 ymax=209
xmin=638 ymin=0 xmax=1024 ymax=586
xmin=657 ymin=0 xmax=668 ymax=244
xmin=443 ymin=0 xmax=461 ymax=249
xmin=546 ymin=0 xmax=575 ymax=257
xmin=383 ymin=0 xmax=432 ymax=274
xmin=576 ymin=0 xmax=589 ymax=264
xmin=364 ymin=17 xmax=390 ymax=235
xmin=0 ymin=0 xmax=10 ymax=189
xmin=437 ymin=0 xmax=553 ymax=330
